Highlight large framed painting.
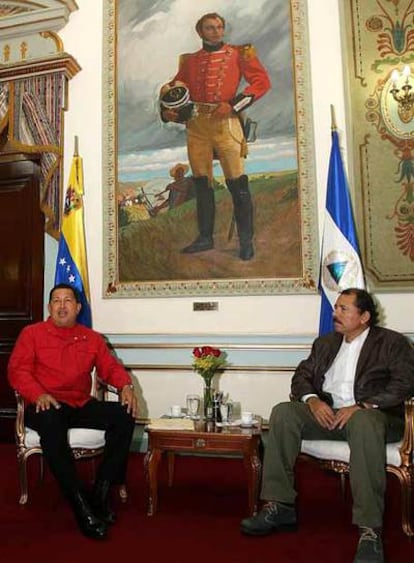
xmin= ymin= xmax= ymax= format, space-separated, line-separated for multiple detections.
xmin=102 ymin=0 xmax=319 ymax=297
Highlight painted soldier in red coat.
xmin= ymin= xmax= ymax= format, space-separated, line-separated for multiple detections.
xmin=160 ymin=12 xmax=271 ymax=260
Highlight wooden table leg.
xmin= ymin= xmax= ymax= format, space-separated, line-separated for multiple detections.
xmin=243 ymin=449 xmax=262 ymax=516
xmin=167 ymin=451 xmax=175 ymax=486
xmin=144 ymin=447 xmax=162 ymax=516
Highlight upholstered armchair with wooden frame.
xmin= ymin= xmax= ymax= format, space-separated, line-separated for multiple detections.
xmin=14 ymin=380 xmax=128 ymax=505
xmin=300 ymin=397 xmax=414 ymax=538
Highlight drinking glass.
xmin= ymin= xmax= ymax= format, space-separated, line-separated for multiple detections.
xmin=219 ymin=401 xmax=234 ymax=425
xmin=220 ymin=403 xmax=229 ymax=424
xmin=186 ymin=394 xmax=200 ymax=419
xmin=228 ymin=401 xmax=234 ymax=424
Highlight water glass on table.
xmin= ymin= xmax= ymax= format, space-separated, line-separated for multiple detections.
xmin=186 ymin=394 xmax=200 ymax=419
xmin=220 ymin=401 xmax=233 ymax=425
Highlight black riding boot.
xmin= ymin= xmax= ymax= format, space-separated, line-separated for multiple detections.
xmin=68 ymin=490 xmax=107 ymax=539
xmin=226 ymin=175 xmax=254 ymax=260
xmin=92 ymin=479 xmax=116 ymax=525
xmin=181 ymin=176 xmax=215 ymax=253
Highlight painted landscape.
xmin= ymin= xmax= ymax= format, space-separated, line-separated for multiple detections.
xmin=117 ymin=171 xmax=302 ymax=282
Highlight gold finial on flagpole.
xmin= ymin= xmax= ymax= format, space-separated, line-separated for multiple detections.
xmin=330 ymin=104 xmax=337 ymax=131
xmin=74 ymin=135 xmax=79 ymax=156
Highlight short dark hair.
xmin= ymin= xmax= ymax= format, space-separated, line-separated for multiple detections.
xmin=49 ymin=283 xmax=81 ymax=304
xmin=340 ymin=288 xmax=379 ymax=326
xmin=195 ymin=13 xmax=225 ymax=35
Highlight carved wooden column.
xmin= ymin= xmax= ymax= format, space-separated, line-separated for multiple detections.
xmin=0 ymin=0 xmax=80 ymax=237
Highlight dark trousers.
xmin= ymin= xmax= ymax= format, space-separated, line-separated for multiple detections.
xmin=261 ymin=402 xmax=404 ymax=528
xmin=25 ymin=399 xmax=135 ymax=497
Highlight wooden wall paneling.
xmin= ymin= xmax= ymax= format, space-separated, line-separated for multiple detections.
xmin=0 ymin=156 xmax=44 ymax=441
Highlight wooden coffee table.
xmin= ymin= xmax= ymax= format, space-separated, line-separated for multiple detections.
xmin=144 ymin=420 xmax=262 ymax=516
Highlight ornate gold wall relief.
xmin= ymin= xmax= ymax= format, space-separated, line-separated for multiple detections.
xmin=343 ymin=0 xmax=414 ymax=289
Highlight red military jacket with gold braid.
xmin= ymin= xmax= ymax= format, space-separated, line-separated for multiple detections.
xmin=173 ymin=43 xmax=271 ymax=105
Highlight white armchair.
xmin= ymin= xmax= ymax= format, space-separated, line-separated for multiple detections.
xmin=14 ymin=388 xmax=128 ymax=505
xmin=300 ymin=397 xmax=414 ymax=538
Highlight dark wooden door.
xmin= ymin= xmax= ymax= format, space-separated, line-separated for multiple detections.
xmin=0 ymin=155 xmax=44 ymax=441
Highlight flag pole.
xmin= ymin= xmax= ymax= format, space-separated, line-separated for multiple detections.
xmin=330 ymin=104 xmax=337 ymax=131
xmin=73 ymin=136 xmax=81 ymax=186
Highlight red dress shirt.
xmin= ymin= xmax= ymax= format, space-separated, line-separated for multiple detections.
xmin=8 ymin=318 xmax=131 ymax=407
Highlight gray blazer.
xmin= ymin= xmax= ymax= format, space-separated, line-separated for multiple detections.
xmin=291 ymin=326 xmax=414 ymax=415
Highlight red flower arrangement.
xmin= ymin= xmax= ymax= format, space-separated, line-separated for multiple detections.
xmin=192 ymin=346 xmax=227 ymax=384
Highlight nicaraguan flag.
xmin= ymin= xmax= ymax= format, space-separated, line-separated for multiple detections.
xmin=319 ymin=129 xmax=365 ymax=336
xmin=54 ymin=154 xmax=92 ymax=327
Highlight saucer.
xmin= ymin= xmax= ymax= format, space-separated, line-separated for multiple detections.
xmin=231 ymin=418 xmax=259 ymax=428
xmin=239 ymin=419 xmax=259 ymax=428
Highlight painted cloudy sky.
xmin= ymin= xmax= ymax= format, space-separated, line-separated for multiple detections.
xmin=116 ymin=0 xmax=296 ymax=181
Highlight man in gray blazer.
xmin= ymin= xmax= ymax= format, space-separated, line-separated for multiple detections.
xmin=241 ymin=288 xmax=414 ymax=563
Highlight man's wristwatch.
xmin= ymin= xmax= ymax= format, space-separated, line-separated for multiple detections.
xmin=357 ymin=401 xmax=379 ymax=409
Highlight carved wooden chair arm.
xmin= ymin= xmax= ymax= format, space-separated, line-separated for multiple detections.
xmin=95 ymin=379 xmax=122 ymax=402
xmin=14 ymin=391 xmax=26 ymax=448
xmin=399 ymin=396 xmax=414 ymax=467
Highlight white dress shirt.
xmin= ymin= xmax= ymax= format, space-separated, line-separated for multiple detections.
xmin=322 ymin=328 xmax=370 ymax=408
xmin=302 ymin=328 xmax=370 ymax=408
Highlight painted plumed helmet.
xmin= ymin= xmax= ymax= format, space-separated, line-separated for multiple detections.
xmin=159 ymin=80 xmax=191 ymax=110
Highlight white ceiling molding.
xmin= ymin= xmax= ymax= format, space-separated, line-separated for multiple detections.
xmin=0 ymin=1 xmax=78 ymax=39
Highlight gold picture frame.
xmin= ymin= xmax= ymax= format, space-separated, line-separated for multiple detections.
xmin=102 ymin=0 xmax=319 ymax=298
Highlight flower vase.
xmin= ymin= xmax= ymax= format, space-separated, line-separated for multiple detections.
xmin=203 ymin=382 xmax=214 ymax=421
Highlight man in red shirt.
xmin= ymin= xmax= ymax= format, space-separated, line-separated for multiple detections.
xmin=160 ymin=12 xmax=271 ymax=260
xmin=8 ymin=284 xmax=138 ymax=540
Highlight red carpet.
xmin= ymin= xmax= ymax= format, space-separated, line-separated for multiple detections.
xmin=0 ymin=444 xmax=412 ymax=563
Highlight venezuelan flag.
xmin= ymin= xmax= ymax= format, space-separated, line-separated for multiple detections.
xmin=54 ymin=152 xmax=92 ymax=327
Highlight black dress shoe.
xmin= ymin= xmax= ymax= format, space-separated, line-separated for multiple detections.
xmin=69 ymin=491 xmax=107 ymax=539
xmin=92 ymin=480 xmax=116 ymax=525
xmin=239 ymin=241 xmax=254 ymax=261
xmin=181 ymin=236 xmax=214 ymax=253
